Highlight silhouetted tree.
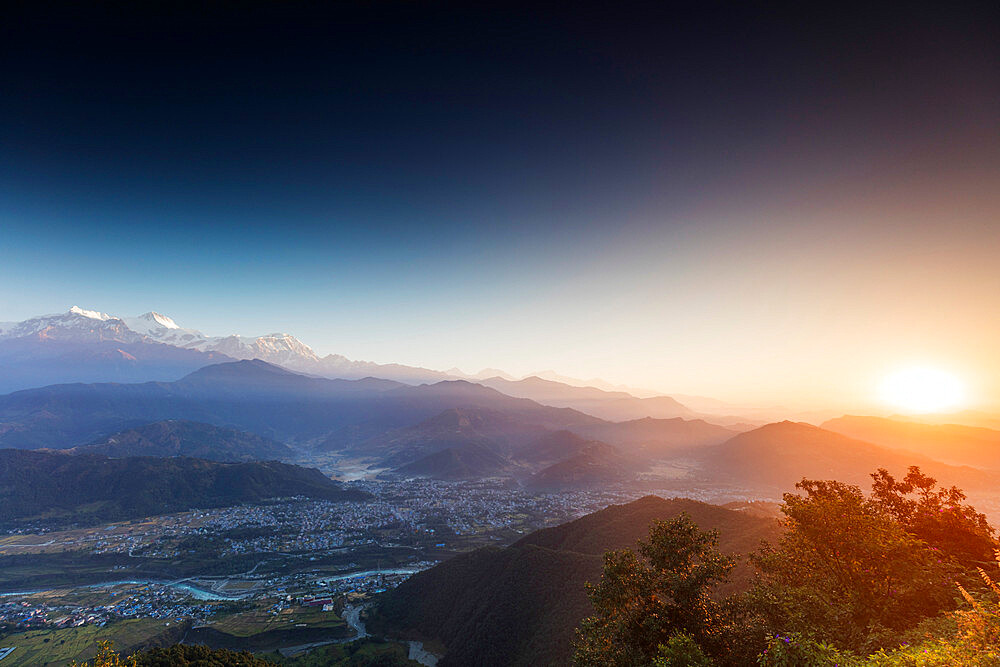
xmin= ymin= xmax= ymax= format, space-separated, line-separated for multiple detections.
xmin=869 ymin=466 xmax=996 ymax=566
xmin=573 ymin=513 xmax=734 ymax=666
xmin=750 ymin=476 xmax=958 ymax=652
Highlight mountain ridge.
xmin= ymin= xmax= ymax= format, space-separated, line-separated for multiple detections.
xmin=66 ymin=419 xmax=297 ymax=462
xmin=0 ymin=448 xmax=369 ymax=527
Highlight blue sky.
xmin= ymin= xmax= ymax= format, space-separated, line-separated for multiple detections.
xmin=2 ymin=3 xmax=999 ymax=408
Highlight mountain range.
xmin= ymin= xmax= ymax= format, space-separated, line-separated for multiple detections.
xmin=477 ymin=376 xmax=694 ymax=421
xmin=0 ymin=359 xmax=600 ymax=450
xmin=3 ymin=307 xmax=762 ymax=429
xmin=0 ymin=306 xmax=459 ymax=393
xmin=5 ymin=307 xmax=1000 ymax=506
xmin=4 ymin=357 xmax=998 ymax=502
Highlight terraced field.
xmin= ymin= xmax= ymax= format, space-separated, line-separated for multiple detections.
xmin=211 ymin=605 xmax=346 ymax=637
xmin=0 ymin=618 xmax=183 ymax=666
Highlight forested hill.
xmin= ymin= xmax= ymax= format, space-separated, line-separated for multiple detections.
xmin=0 ymin=449 xmax=370 ymax=527
xmin=370 ymin=495 xmax=780 ymax=666
xmin=68 ymin=419 xmax=296 ymax=462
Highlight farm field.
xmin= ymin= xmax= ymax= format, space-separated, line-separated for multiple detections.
xmin=0 ymin=618 xmax=182 ymax=666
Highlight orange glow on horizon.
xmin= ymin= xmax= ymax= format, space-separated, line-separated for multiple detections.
xmin=878 ymin=366 xmax=966 ymax=414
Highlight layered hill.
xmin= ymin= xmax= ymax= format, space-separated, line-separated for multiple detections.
xmin=353 ymin=407 xmax=550 ymax=465
xmin=383 ymin=427 xmax=635 ymax=485
xmin=393 ymin=442 xmax=512 ymax=480
xmin=526 ymin=448 xmax=634 ymax=491
xmin=361 ymin=411 xmax=734 ymax=482
xmin=696 ymin=421 xmax=999 ymax=494
xmin=514 ymin=431 xmax=636 ymax=491
xmin=479 ymin=375 xmax=694 ymax=421
xmin=570 ymin=416 xmax=737 ymax=455
xmin=68 ymin=420 xmax=296 ymax=462
xmin=822 ymin=415 xmax=1000 ymax=470
xmin=0 ymin=360 xmax=598 ymax=450
xmin=371 ymin=495 xmax=780 ymax=666
xmin=0 ymin=449 xmax=369 ymax=526
xmin=511 ymin=430 xmax=604 ymax=467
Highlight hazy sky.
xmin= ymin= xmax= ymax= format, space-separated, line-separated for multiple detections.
xmin=2 ymin=3 xmax=999 ymax=410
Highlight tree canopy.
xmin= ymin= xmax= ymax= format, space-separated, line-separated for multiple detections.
xmin=573 ymin=512 xmax=737 ymax=666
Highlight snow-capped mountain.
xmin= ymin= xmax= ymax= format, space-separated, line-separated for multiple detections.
xmin=116 ymin=308 xmax=449 ymax=381
xmin=0 ymin=307 xmax=236 ymax=394
xmin=0 ymin=306 xmax=707 ymax=424
xmin=0 ymin=306 xmax=146 ymax=344
xmin=118 ymin=312 xmax=328 ymax=369
xmin=0 ymin=307 xmax=450 ymax=393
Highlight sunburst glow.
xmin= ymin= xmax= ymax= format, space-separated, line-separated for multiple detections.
xmin=879 ymin=366 xmax=965 ymax=413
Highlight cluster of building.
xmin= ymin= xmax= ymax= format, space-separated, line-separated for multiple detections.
xmin=4 ymin=479 xmax=676 ymax=567
xmin=0 ymin=584 xmax=219 ymax=633
xmin=0 ymin=600 xmax=49 ymax=630
xmin=0 ymin=478 xmax=741 ymax=642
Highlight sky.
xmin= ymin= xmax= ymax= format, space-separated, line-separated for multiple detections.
xmin=1 ymin=2 xmax=999 ymax=410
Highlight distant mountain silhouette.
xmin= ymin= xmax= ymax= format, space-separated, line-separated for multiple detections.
xmin=0 ymin=449 xmax=369 ymax=526
xmin=371 ymin=495 xmax=780 ymax=666
xmin=526 ymin=441 xmax=634 ymax=491
xmin=175 ymin=358 xmax=404 ymax=397
xmin=478 ymin=376 xmax=695 ymax=421
xmin=0 ymin=307 xmax=454 ymax=392
xmin=822 ymin=415 xmax=1000 ymax=470
xmin=570 ymin=416 xmax=737 ymax=455
xmin=354 ymin=406 xmax=550 ymax=465
xmin=696 ymin=421 xmax=999 ymax=494
xmin=392 ymin=442 xmax=512 ymax=480
xmin=0 ymin=361 xmax=598 ymax=450
xmin=511 ymin=430 xmax=604 ymax=466
xmin=68 ymin=420 xmax=296 ymax=462
xmin=380 ymin=424 xmax=643 ymax=484
xmin=0 ymin=337 xmax=235 ymax=395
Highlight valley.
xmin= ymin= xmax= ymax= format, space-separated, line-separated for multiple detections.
xmin=2 ymin=309 xmax=1000 ymax=664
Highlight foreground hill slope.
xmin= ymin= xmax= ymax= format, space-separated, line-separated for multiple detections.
xmin=0 ymin=449 xmax=369 ymax=526
xmin=68 ymin=420 xmax=296 ymax=462
xmin=371 ymin=495 xmax=780 ymax=666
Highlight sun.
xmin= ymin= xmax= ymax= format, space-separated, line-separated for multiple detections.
xmin=879 ymin=366 xmax=965 ymax=414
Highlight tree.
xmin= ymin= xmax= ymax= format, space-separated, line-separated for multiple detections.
xmin=869 ymin=466 xmax=996 ymax=567
xmin=72 ymin=642 xmax=273 ymax=666
xmin=69 ymin=641 xmax=137 ymax=667
xmin=134 ymin=645 xmax=272 ymax=665
xmin=750 ymin=476 xmax=959 ymax=653
xmin=573 ymin=513 xmax=734 ymax=666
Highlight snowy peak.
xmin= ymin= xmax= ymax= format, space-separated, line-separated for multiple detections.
xmin=0 ymin=307 xmax=142 ymax=343
xmin=207 ymin=332 xmax=320 ymax=364
xmin=141 ymin=311 xmax=179 ymax=329
xmin=69 ymin=305 xmax=114 ymax=321
xmin=122 ymin=311 xmax=189 ymax=338
xmin=0 ymin=306 xmax=447 ymax=384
